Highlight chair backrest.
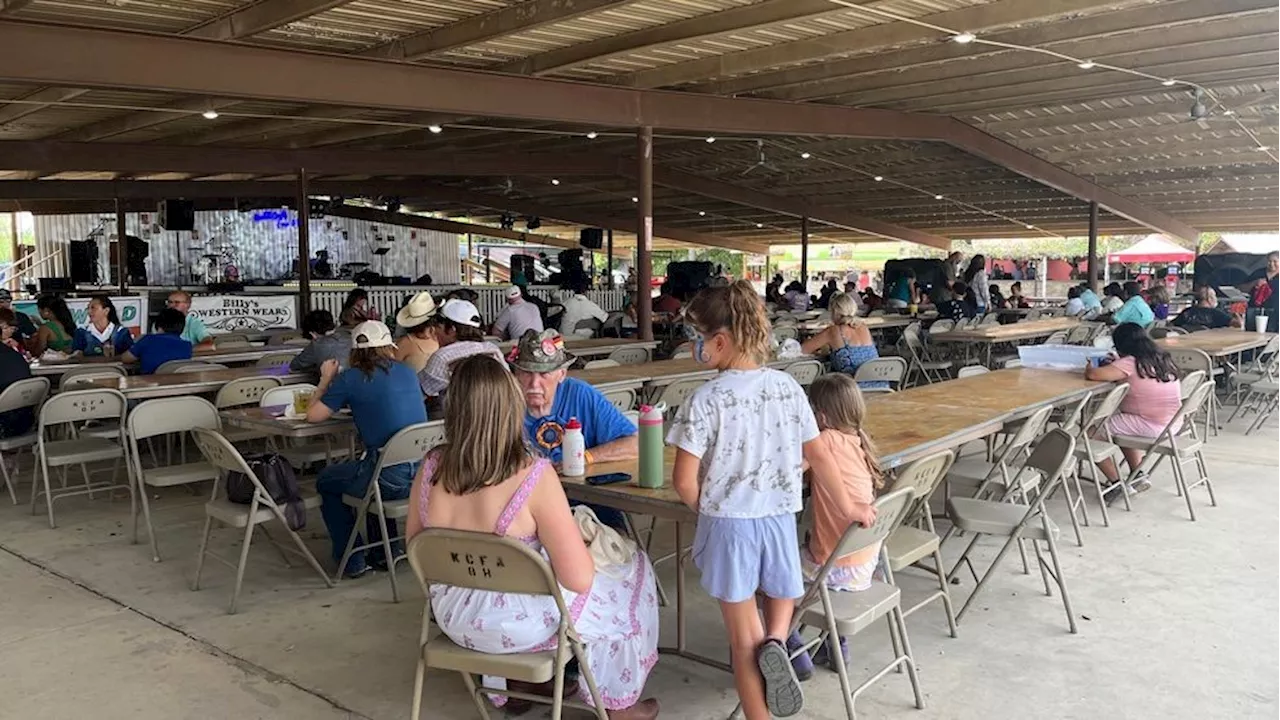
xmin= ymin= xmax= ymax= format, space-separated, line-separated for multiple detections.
xmin=671 ymin=348 xmax=693 ymax=360
xmin=1170 ymin=381 xmax=1215 ymax=435
xmin=1065 ymin=325 xmax=1093 ymax=345
xmin=377 ymin=421 xmax=446 ymax=468
xmin=408 ymin=528 xmax=569 ymax=606
xmin=127 ymin=396 xmax=221 ymax=441
xmin=1178 ymin=369 xmax=1207 ymax=400
xmin=1045 ymin=329 xmax=1069 ymax=344
xmin=190 ymin=427 xmax=273 ymax=504
xmin=215 ymin=333 xmax=251 ymax=346
xmin=868 ymin=309 xmax=887 ymax=316
xmin=60 ymin=374 xmax=121 ymax=391
xmin=1016 ymin=428 xmax=1077 ymax=502
xmin=1167 ymin=348 xmax=1213 ymax=376
xmin=814 ymin=487 xmax=914 ymax=581
xmin=1001 ymin=357 xmax=1023 ymax=369
xmin=260 ymin=383 xmax=318 ymax=408
xmin=283 ymin=337 xmax=311 ymax=346
xmin=1003 ymin=404 xmax=1055 ymax=456
xmin=256 ymin=352 xmax=297 ymax=368
xmin=39 ymin=388 xmax=126 ymax=430
xmin=884 ymin=449 xmax=954 ymax=525
xmin=608 ymin=346 xmax=649 ymax=365
xmin=156 ymin=359 xmax=210 ymax=374
xmin=623 ymin=409 xmax=640 ymax=425
xmin=853 ymin=356 xmax=907 ymax=386
xmin=784 ymin=360 xmax=823 ymax=387
xmin=583 ymin=359 xmax=619 ymax=370
xmin=1163 ymin=325 xmax=1189 ymax=335
xmin=654 ymin=377 xmax=707 ymax=413
xmin=214 ymin=340 xmax=254 ymax=350
xmin=59 ymin=364 xmax=126 ymax=386
xmin=267 ymin=331 xmax=302 ymax=345
xmin=601 ymin=387 xmax=636 ymax=413
xmin=957 ymin=365 xmax=989 ymax=378
xmin=929 ymin=319 xmax=954 ymax=334
xmin=0 ymin=377 xmax=50 ymax=414
xmin=772 ymin=326 xmax=798 ymax=342
xmin=1078 ymin=384 xmax=1130 ymax=434
xmin=215 ymin=376 xmax=282 ymax=409
xmin=573 ymin=318 xmax=603 ymax=337
xmin=174 ymin=362 xmax=228 ymax=373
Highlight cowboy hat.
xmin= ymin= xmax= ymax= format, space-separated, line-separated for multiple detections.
xmin=395 ymin=291 xmax=437 ymax=328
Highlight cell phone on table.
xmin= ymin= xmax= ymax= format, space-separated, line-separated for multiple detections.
xmin=586 ymin=472 xmax=633 ymax=486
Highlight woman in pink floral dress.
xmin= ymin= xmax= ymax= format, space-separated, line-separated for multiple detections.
xmin=406 ymin=355 xmax=661 ymax=719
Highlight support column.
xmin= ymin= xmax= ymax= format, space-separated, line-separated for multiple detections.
xmin=114 ymin=199 xmax=128 ymax=294
xmin=297 ymin=169 xmax=312 ymax=316
xmin=1086 ymin=201 xmax=1099 ymax=292
xmin=636 ymin=126 xmax=654 ymax=342
xmin=466 ymin=233 xmax=473 ymax=284
xmin=800 ymin=216 xmax=810 ymax=290
xmin=606 ymin=228 xmax=614 ymax=289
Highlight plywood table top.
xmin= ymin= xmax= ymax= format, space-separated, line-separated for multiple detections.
xmin=934 ymin=316 xmax=1080 ymax=343
xmin=30 ymin=343 xmax=300 ymax=375
xmin=891 ymin=367 xmax=1107 ymax=418
xmin=495 ymin=337 xmax=658 ymax=359
xmin=221 ymin=405 xmax=353 ymax=439
xmin=795 ymin=315 xmax=915 ymax=335
xmin=1157 ymin=329 xmax=1277 ymax=358
xmin=85 ymin=366 xmax=312 ymax=399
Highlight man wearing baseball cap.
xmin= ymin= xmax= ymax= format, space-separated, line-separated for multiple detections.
xmin=491 ymin=285 xmax=543 ymax=341
xmin=418 ymin=298 xmax=506 ymax=398
xmin=306 ymin=320 xmax=427 ymax=578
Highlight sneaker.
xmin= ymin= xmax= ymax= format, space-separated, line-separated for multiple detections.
xmin=812 ymin=635 xmax=850 ymax=669
xmin=756 ymin=638 xmax=805 ymax=717
xmin=785 ymin=632 xmax=814 ymax=682
xmin=1128 ymin=474 xmax=1152 ymax=494
xmin=342 ymin=563 xmax=372 ymax=580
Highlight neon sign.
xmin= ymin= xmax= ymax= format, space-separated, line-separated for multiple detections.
xmin=251 ymin=209 xmax=299 ymax=229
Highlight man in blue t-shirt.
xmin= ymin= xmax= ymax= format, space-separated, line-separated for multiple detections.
xmin=122 ymin=308 xmax=192 ymax=374
xmin=510 ymin=329 xmax=637 ymax=528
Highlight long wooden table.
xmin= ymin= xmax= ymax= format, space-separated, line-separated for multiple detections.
xmin=794 ymin=314 xmax=917 ymax=337
xmin=32 ymin=344 xmax=302 ymax=376
xmin=933 ymin=316 xmax=1081 ymax=366
xmin=495 ymin=337 xmax=659 ymax=360
xmin=568 ymin=356 xmax=806 ymax=399
xmin=1157 ymin=328 xmax=1276 ymax=358
xmin=86 ymin=365 xmax=312 ymax=399
xmin=220 ymin=405 xmax=353 ymax=440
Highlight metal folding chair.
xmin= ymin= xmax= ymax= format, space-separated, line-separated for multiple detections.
xmin=32 ymin=388 xmax=128 ymax=528
xmin=0 ymin=377 xmax=49 ymax=504
xmin=882 ymin=450 xmax=958 ymax=638
xmin=608 ymin=346 xmax=649 ymax=365
xmin=1111 ymin=382 xmax=1218 ymax=521
xmin=784 ymin=359 xmax=823 ymax=387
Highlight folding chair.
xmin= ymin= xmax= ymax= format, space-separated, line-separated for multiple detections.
xmin=215 ymin=376 xmax=282 ymax=445
xmin=572 ymin=318 xmax=603 ymax=338
xmin=649 ymin=377 xmax=706 ymax=414
xmin=174 ymin=362 xmax=229 ymax=373
xmin=956 ymin=365 xmax=988 ymax=379
xmin=0 ymin=377 xmax=49 ymax=504
xmin=189 ymin=427 xmax=332 ymax=614
xmin=156 ymin=359 xmax=215 ymax=374
xmin=600 ymin=388 xmax=636 ymax=413
xmin=902 ymin=326 xmax=950 ymax=385
xmin=255 ymin=352 xmax=297 ymax=368
xmin=928 ymin=319 xmax=954 ymax=335
xmin=1166 ymin=347 xmax=1221 ymax=437
xmin=945 ymin=404 xmax=1054 ymax=503
xmin=267 ymin=331 xmax=303 ymax=345
xmin=1227 ymin=335 xmax=1279 ymax=409
xmin=852 ymin=356 xmax=907 ymax=392
xmin=782 ymin=487 xmax=924 ymax=720
xmin=406 ymin=529 xmax=609 ymax=720
xmin=215 ymin=333 xmax=252 ymax=346
xmin=582 ymin=359 xmax=619 ymax=370
xmin=260 ymin=383 xmax=350 ymax=469
xmin=58 ymin=364 xmax=125 ymax=389
xmin=1111 ymin=382 xmax=1217 ymax=522
xmin=784 ymin=359 xmax=823 ymax=387
xmin=31 ymin=388 xmax=128 ymax=528
xmin=1044 ymin=330 xmax=1069 ymax=345
xmin=1237 ymin=380 xmax=1278 ymax=435
xmin=772 ymin=326 xmax=799 ymax=342
xmin=336 ymin=421 xmax=444 ymax=600
xmin=607 ymin=346 xmax=649 ymax=365
xmin=945 ymin=428 xmax=1079 ymax=633
xmin=882 ymin=450 xmax=958 ymax=638
xmin=1062 ymin=384 xmax=1130 ymax=531
xmin=126 ymin=396 xmax=221 ymax=562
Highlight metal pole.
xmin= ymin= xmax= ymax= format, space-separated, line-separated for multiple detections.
xmin=8 ymin=213 xmax=18 ymax=292
xmin=636 ymin=126 xmax=654 ymax=342
xmin=800 ymin=215 xmax=810 ymax=291
xmin=297 ymin=168 xmax=312 ymax=316
xmin=484 ymin=248 xmax=492 ymax=283
xmin=606 ymin=228 xmax=614 ymax=289
xmin=466 ymin=233 xmax=473 ymax=285
xmin=114 ymin=198 xmax=128 ymax=294
xmin=1087 ymin=200 xmax=1099 ymax=292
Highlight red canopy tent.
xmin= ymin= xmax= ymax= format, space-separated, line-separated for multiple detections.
xmin=1106 ymin=235 xmax=1195 ymax=264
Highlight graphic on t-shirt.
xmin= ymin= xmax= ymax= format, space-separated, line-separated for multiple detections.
xmin=534 ymin=419 xmax=565 ymax=453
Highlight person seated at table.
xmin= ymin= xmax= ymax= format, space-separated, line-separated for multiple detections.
xmin=120 ymin=308 xmax=192 ymax=374
xmin=817 ymin=279 xmax=839 ymax=309
xmin=558 ymin=279 xmax=609 ymax=337
xmin=1078 ymin=283 xmax=1102 ymax=313
xmin=1147 ymin=284 xmax=1171 ymax=321
xmin=0 ymin=342 xmax=34 ymax=438
xmin=860 ymin=287 xmax=883 ymax=312
xmin=988 ymin=284 xmax=1007 ymax=310
xmin=765 ymin=274 xmax=785 ymax=306
xmin=166 ymin=291 xmax=213 ymax=347
xmin=406 ymin=355 xmax=661 ymax=720
xmin=418 ymin=299 xmax=506 ymax=400
xmin=1008 ymin=281 xmax=1031 ymax=309
xmin=492 ymin=285 xmax=544 ymax=341
xmin=511 ymin=329 xmax=637 ymax=529
xmin=1085 ymin=323 xmax=1182 ymax=499
xmin=341 ymin=287 xmax=380 ymax=322
xmin=885 ymin=269 xmax=916 ymax=310
xmin=28 ymin=295 xmax=76 ymax=356
xmin=290 ymin=308 xmax=354 ymax=372
xmin=1172 ymin=287 xmax=1238 ymax=330
xmin=70 ymin=295 xmax=133 ymax=358
xmin=787 ymin=373 xmax=880 ymax=678
xmin=1109 ymin=281 xmax=1155 ymax=328
xmin=937 ymin=281 xmax=976 ymax=321
xmin=0 ymin=309 xmax=29 ymax=360
xmin=1100 ymin=283 xmax=1125 ymax=315
xmin=0 ymin=289 xmax=35 ymax=344
xmin=653 ymin=282 xmax=683 ymax=315
xmin=783 ymin=281 xmax=810 ymax=312
xmin=1064 ymin=286 xmax=1087 ymax=317
xmin=308 ymin=320 xmax=427 ymax=578
xmin=392 ymin=292 xmax=439 ymax=373
xmin=802 ymin=293 xmax=887 ymax=390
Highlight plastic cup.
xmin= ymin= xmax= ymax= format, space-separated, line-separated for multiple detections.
xmin=1255 ymin=316 xmax=1269 ymax=334
xmin=292 ymin=390 xmax=312 ymax=415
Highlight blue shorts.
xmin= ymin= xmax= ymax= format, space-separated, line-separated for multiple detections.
xmin=692 ymin=514 xmax=805 ymax=603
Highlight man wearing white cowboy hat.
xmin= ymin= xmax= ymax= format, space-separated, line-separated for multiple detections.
xmin=307 ymin=319 xmax=428 ymax=578
xmin=491 ymin=284 xmax=543 ymax=341
xmin=418 ymin=298 xmax=506 ymax=398
xmin=392 ymin=291 xmax=439 ymax=373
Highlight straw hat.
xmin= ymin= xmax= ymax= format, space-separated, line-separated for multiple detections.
xmin=508 ymin=329 xmax=576 ymax=373
xmin=395 ymin=291 xmax=437 ymax=328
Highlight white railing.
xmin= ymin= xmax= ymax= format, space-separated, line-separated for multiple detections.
xmin=8 ymin=248 xmax=63 ymax=292
xmin=296 ymin=284 xmax=626 ymax=324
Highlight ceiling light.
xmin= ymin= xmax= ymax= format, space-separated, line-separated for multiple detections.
xmin=1026 ymin=224 xmax=1035 ymax=229
xmin=1161 ymin=79 xmax=1177 ymax=87
xmin=201 ymin=109 xmax=219 ymax=120
xmin=551 ymin=178 xmax=560 ymax=185
xmin=952 ymin=32 xmax=976 ymax=44
xmin=873 ymin=175 xmax=884 ymax=182
xmin=1258 ymin=146 xmax=1272 ymax=152
xmin=800 ymin=152 xmax=811 ymax=159
xmin=427 ymin=124 xmax=443 ymax=134
xmin=756 ymin=223 xmax=764 ymax=228
xmin=698 ymin=211 xmax=706 ymax=216
xmin=935 ymin=194 xmax=944 ymax=200
xmin=631 ymin=196 xmax=638 ymax=203
xmin=1077 ymin=60 xmax=1096 ymax=70
xmin=705 ymin=136 xmax=716 ymax=143
xmin=1224 ymin=109 xmax=1237 ymax=116
xmin=586 ymin=131 xmax=598 ymax=139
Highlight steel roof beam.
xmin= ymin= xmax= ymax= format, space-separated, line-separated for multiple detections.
xmin=185 ymin=0 xmax=356 ymax=41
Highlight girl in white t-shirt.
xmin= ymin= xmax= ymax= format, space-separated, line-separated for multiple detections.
xmin=667 ymin=280 xmax=846 ymax=720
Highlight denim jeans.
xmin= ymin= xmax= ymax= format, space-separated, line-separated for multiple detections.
xmin=317 ymin=452 xmax=419 ymax=572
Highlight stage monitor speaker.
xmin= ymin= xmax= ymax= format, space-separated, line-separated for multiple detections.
xmin=510 ymin=254 xmax=536 ymax=281
xmin=157 ymin=199 xmax=196 ymax=231
xmin=69 ymin=239 xmax=98 ymax=283
xmin=579 ymin=227 xmax=604 ymax=250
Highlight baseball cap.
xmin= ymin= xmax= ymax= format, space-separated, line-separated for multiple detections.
xmin=350 ymin=320 xmax=395 ymax=349
xmin=505 ymin=285 xmax=522 ymax=300
xmin=440 ymin=299 xmax=482 ymax=328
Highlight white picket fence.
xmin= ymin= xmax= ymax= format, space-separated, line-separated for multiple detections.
xmin=306 ymin=284 xmax=627 ymax=324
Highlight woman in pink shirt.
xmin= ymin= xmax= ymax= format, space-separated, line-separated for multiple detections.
xmin=1085 ymin=323 xmax=1183 ymax=495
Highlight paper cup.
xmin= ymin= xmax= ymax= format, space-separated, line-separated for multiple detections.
xmin=1256 ymin=316 xmax=1269 ymax=334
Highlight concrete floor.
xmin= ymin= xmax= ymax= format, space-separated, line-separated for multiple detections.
xmin=0 ymin=423 xmax=1276 ymax=720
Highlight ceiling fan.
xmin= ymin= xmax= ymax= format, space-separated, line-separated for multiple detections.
xmin=740 ymin=139 xmax=781 ymax=176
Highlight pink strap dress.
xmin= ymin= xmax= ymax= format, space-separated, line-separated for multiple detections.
xmin=419 ymin=455 xmax=659 ymax=710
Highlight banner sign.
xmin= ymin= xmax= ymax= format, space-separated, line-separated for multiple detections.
xmin=15 ymin=295 xmax=147 ymax=338
xmin=189 ymin=294 xmax=296 ymax=333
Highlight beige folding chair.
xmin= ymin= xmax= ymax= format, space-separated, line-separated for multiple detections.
xmin=1045 ymin=329 xmax=1069 ymax=344
xmin=852 ymin=356 xmax=907 ymax=392
xmin=572 ymin=318 xmax=602 ymax=338
xmin=1167 ymin=347 xmax=1221 ymax=438
xmin=882 ymin=450 xmax=958 ymax=637
xmin=944 ymin=428 xmax=1079 ymax=633
xmin=31 ymin=388 xmax=128 ymax=528
xmin=772 ymin=325 xmax=799 ymax=342
xmin=784 ymin=487 xmax=924 ymax=720
xmin=650 ymin=377 xmax=707 ymax=414
xmin=189 ymin=427 xmax=332 ymax=614
xmin=174 ymin=362 xmax=229 ymax=373
xmin=784 ymin=359 xmax=823 ymax=387
xmin=902 ymin=326 xmax=950 ymax=385
xmin=406 ymin=529 xmax=609 ymax=720
xmin=1064 ymin=325 xmax=1094 ymax=345
xmin=215 ymin=333 xmax=252 ymax=346
xmin=945 ymin=404 xmax=1054 ymax=503
xmin=58 ymin=364 xmax=125 ymax=388
xmin=1065 ymin=384 xmax=1132 ymax=529
xmin=956 ymin=365 xmax=989 ymax=379
xmin=255 ymin=352 xmax=297 ymax=368
xmin=267 ymin=331 xmax=303 ymax=345
xmin=156 ymin=359 xmax=214 ymax=374
xmin=607 ymin=346 xmax=649 ymax=365
xmin=979 ymin=313 xmax=999 ymax=326
xmin=582 ymin=359 xmax=619 ymax=370
xmin=260 ymin=383 xmax=350 ymax=469
xmin=336 ymin=421 xmax=446 ymax=601
xmin=600 ymin=388 xmax=636 ymax=413
xmin=1111 ymin=381 xmax=1217 ymax=521
xmin=283 ymin=337 xmax=311 ymax=347
xmin=928 ymin=319 xmax=954 ymax=335
xmin=126 ymin=396 xmax=221 ymax=562
xmin=0 ymin=377 xmax=49 ymax=504
xmin=215 ymin=376 xmax=282 ymax=445
xmin=1236 ymin=379 xmax=1278 ymax=435
xmin=261 ymin=383 xmax=316 ymax=408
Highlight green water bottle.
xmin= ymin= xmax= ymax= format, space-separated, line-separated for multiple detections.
xmin=637 ymin=404 xmax=665 ymax=489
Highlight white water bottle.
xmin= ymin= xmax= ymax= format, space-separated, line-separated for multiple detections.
xmin=561 ymin=417 xmax=586 ymax=477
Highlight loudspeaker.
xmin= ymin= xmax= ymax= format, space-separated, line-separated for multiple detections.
xmin=666 ymin=260 xmax=713 ymax=297
xmin=157 ymin=199 xmax=195 ymax=231
xmin=69 ymin=239 xmax=98 ymax=283
xmin=579 ymin=227 xmax=604 ymax=250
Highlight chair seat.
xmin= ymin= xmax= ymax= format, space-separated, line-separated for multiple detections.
xmin=885 ymin=526 xmax=939 ymax=571
xmin=1074 ymin=440 xmax=1120 ymax=462
xmin=797 ymin=581 xmax=900 ymax=636
xmin=1111 ymin=434 xmax=1203 ymax=457
xmin=42 ymin=438 xmax=123 ymax=466
xmin=946 ymin=497 xmax=1057 ymax=541
xmin=1250 ymin=380 xmax=1279 ymax=394
xmin=142 ymin=461 xmax=218 ymax=488
xmin=422 ymin=633 xmax=560 ymax=683
xmin=920 ymin=361 xmax=952 ymax=370
xmin=80 ymin=420 xmax=121 ymax=440
xmin=0 ymin=430 xmax=38 ymax=451
xmin=342 ymin=494 xmax=409 ymax=519
xmin=205 ymin=493 xmax=321 ymax=528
